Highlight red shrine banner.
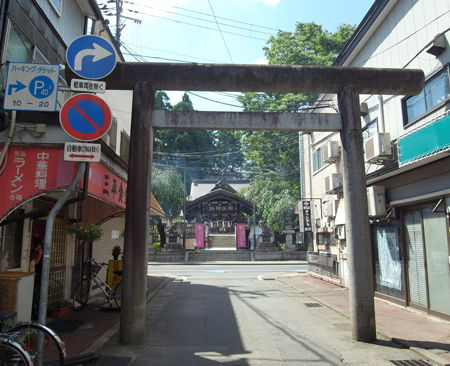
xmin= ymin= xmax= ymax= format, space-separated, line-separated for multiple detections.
xmin=0 ymin=146 xmax=77 ymax=220
xmin=236 ymin=223 xmax=247 ymax=248
xmin=195 ymin=223 xmax=205 ymax=248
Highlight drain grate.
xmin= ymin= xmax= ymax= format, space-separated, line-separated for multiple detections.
xmin=303 ymin=302 xmax=322 ymax=307
xmin=333 ymin=323 xmax=352 ymax=330
xmin=389 ymin=360 xmax=433 ymax=366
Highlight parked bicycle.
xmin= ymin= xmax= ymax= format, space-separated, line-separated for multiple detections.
xmin=72 ymin=258 xmax=122 ymax=311
xmin=0 ymin=310 xmax=66 ymax=366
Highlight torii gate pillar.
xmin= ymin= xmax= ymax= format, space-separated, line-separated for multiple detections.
xmin=338 ymin=85 xmax=375 ymax=341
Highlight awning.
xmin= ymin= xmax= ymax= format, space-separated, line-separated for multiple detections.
xmin=0 ymin=146 xmax=77 ymax=220
xmin=150 ymin=195 xmax=164 ymax=217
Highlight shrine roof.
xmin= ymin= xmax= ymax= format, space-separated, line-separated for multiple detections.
xmin=189 ymin=178 xmax=249 ymax=200
xmin=186 ymin=188 xmax=253 ymax=213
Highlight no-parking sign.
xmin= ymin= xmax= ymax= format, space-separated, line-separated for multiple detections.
xmin=60 ymin=93 xmax=111 ymax=141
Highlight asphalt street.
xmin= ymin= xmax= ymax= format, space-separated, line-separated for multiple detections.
xmin=96 ymin=264 xmax=435 ymax=365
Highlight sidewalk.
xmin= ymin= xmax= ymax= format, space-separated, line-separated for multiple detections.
xmin=277 ymin=273 xmax=450 ymax=366
xmin=51 ymin=274 xmax=172 ymax=359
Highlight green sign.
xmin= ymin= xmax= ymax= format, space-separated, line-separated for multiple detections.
xmin=398 ymin=114 xmax=450 ymax=166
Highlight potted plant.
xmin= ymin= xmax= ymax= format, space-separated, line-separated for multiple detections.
xmin=50 ymin=300 xmax=72 ymax=318
xmin=67 ymin=223 xmax=103 ymax=243
xmin=112 ymin=245 xmax=122 ymax=260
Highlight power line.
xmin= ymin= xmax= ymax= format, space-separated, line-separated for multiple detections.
xmin=208 ymin=0 xmax=233 ymax=63
xmin=121 ymin=4 xmax=275 ymax=37
xmin=125 ymin=42 xmax=224 ymax=63
xmin=99 ymin=3 xmax=269 ymax=41
xmin=120 ymin=0 xmax=282 ymax=33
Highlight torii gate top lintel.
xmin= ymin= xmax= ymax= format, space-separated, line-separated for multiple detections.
xmin=95 ymin=62 xmax=424 ymax=95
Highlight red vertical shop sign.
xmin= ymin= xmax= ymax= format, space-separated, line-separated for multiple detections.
xmin=0 ymin=147 xmax=76 ymax=220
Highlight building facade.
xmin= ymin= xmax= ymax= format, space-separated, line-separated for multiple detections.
xmin=302 ymin=0 xmax=450 ymax=319
xmin=0 ymin=0 xmax=162 ymax=319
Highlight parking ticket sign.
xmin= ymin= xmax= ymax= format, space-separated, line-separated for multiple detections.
xmin=3 ymin=62 xmax=60 ymax=111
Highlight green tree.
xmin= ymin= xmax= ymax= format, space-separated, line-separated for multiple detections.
xmin=210 ymin=130 xmax=244 ymax=176
xmin=155 ymin=91 xmax=173 ymax=111
xmin=151 ymin=167 xmax=185 ymax=221
xmin=154 ymin=92 xmax=216 ymax=192
xmin=238 ymin=22 xmax=355 ymax=232
xmin=240 ymin=178 xmax=297 ymax=232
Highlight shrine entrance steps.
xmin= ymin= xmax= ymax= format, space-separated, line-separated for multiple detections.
xmin=209 ymin=233 xmax=236 ymax=249
xmin=187 ymin=249 xmax=251 ymax=262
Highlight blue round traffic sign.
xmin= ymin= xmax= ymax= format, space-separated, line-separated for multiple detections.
xmin=66 ymin=35 xmax=116 ymax=80
xmin=29 ymin=76 xmax=55 ymax=98
xmin=60 ymin=93 xmax=112 ymax=141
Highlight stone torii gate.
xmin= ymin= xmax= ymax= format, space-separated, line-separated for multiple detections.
xmin=88 ymin=63 xmax=423 ymax=344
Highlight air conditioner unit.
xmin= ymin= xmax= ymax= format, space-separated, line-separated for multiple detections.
xmin=324 ymin=173 xmax=342 ymax=194
xmin=323 ymin=200 xmax=338 ymax=217
xmin=367 ymin=185 xmax=386 ymax=216
xmin=364 ymin=132 xmax=392 ymax=163
xmin=322 ymin=140 xmax=341 ymax=164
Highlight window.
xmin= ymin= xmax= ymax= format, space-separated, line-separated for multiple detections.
xmin=362 ymin=118 xmax=378 ymax=142
xmin=48 ymin=0 xmax=63 ymax=14
xmin=3 ymin=22 xmax=34 ymax=63
xmin=403 ymin=66 xmax=450 ymax=125
xmin=0 ymin=215 xmax=24 ymax=270
xmin=312 ymin=147 xmax=323 ymax=173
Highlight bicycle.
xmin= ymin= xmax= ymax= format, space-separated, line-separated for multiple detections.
xmin=0 ymin=311 xmax=66 ymax=366
xmin=72 ymin=258 xmax=122 ymax=311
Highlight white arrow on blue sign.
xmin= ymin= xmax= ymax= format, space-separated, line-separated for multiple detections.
xmin=66 ymin=35 xmax=116 ymax=80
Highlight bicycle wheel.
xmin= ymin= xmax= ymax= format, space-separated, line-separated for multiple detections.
xmin=113 ymin=279 xmax=122 ymax=309
xmin=7 ymin=323 xmax=65 ymax=366
xmin=0 ymin=339 xmax=32 ymax=366
xmin=72 ymin=277 xmax=91 ymax=311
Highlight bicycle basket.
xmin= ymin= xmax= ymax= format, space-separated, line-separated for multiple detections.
xmin=91 ymin=263 xmax=102 ymax=274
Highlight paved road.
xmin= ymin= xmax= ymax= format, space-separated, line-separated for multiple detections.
xmin=99 ymin=264 xmax=428 ymax=365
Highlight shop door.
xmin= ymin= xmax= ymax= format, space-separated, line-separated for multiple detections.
xmin=405 ymin=211 xmax=428 ymax=308
xmin=422 ymin=207 xmax=450 ymax=315
xmin=48 ymin=218 xmax=67 ymax=306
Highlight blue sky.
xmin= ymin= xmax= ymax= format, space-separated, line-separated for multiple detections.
xmin=100 ymin=0 xmax=375 ymax=110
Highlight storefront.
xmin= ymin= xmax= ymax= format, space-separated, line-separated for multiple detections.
xmin=373 ymin=196 xmax=450 ymax=319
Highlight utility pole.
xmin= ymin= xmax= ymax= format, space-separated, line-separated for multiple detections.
xmin=115 ymin=0 xmax=122 ymax=43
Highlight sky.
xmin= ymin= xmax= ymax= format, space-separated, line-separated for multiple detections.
xmin=98 ymin=0 xmax=375 ymax=111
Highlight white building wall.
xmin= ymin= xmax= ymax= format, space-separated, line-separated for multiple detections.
xmin=351 ymin=0 xmax=450 ymax=141
xmin=35 ymin=0 xmax=87 ymax=45
xmin=303 ymin=0 xmax=450 ymax=282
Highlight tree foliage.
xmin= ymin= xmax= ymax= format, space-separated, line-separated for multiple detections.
xmin=240 ymin=178 xmax=297 ymax=232
xmin=154 ymin=92 xmax=217 ymax=191
xmin=210 ymin=130 xmax=244 ymax=176
xmin=151 ymin=167 xmax=185 ymax=221
xmin=238 ymin=22 xmax=355 ymax=232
